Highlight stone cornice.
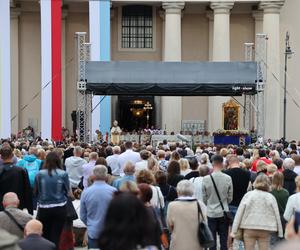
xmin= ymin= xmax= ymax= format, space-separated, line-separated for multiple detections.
xmin=210 ymin=1 xmax=234 ymax=15
xmin=162 ymin=2 xmax=185 ymax=14
xmin=259 ymin=0 xmax=285 ymax=14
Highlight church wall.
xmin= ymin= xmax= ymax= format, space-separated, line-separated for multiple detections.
xmin=111 ymin=7 xmax=163 ymax=61
xmin=230 ymin=13 xmax=255 ymax=130
xmin=19 ymin=11 xmax=41 ymax=134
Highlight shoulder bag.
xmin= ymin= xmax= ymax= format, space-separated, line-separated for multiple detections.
xmin=4 ymin=210 xmax=24 ymax=231
xmin=210 ymin=174 xmax=233 ymax=224
xmin=196 ymin=201 xmax=215 ymax=248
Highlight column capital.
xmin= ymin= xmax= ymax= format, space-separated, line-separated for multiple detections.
xmin=210 ymin=1 xmax=234 ymax=14
xmin=162 ymin=2 xmax=185 ymax=14
xmin=10 ymin=8 xmax=21 ymax=19
xmin=252 ymin=10 xmax=264 ymax=21
xmin=159 ymin=10 xmax=165 ymax=21
xmin=62 ymin=10 xmax=68 ymax=20
xmin=110 ymin=7 xmax=115 ymax=20
xmin=206 ymin=11 xmax=214 ymax=21
xmin=259 ymin=1 xmax=285 ymax=14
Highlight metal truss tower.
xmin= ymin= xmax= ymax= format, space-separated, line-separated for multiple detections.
xmin=244 ymin=42 xmax=254 ymax=131
xmin=255 ymin=34 xmax=268 ymax=138
xmin=75 ymin=32 xmax=92 ymax=142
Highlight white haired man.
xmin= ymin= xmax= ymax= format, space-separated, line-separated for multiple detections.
xmin=112 ymin=161 xmax=136 ymax=190
xmin=80 ymin=165 xmax=116 ymax=249
xmin=82 ymin=152 xmax=98 ymax=189
xmin=283 ymin=158 xmax=298 ymax=195
xmin=167 ymin=180 xmax=207 ymax=250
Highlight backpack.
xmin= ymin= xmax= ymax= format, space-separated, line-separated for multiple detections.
xmin=22 ymin=160 xmax=40 ymax=188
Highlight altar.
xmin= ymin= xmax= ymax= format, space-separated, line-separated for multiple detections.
xmin=213 ymin=99 xmax=251 ymax=146
xmin=213 ymin=135 xmax=251 ymax=146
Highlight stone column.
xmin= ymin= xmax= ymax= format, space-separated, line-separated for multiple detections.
xmin=161 ymin=2 xmax=184 ymax=133
xmin=10 ymin=8 xmax=20 ymax=135
xmin=259 ymin=1 xmax=284 ymax=139
xmin=208 ymin=2 xmax=234 ymax=133
xmin=252 ymin=10 xmax=264 ymax=35
xmin=206 ymin=11 xmax=214 ymax=61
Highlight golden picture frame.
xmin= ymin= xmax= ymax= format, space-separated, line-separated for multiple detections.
xmin=222 ymin=99 xmax=240 ymax=131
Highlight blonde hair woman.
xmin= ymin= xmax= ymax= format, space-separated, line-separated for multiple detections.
xmin=267 ymin=164 xmax=278 ymax=179
xmin=147 ymin=157 xmax=160 ymax=174
xmin=179 ymin=158 xmax=191 ymax=176
xmin=13 ymin=148 xmax=22 ymax=161
xmin=231 ymin=175 xmax=283 ymax=250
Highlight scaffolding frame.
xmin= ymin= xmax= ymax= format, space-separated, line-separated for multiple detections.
xmin=75 ymin=32 xmax=92 ymax=143
xmin=242 ymin=34 xmax=267 ymax=138
xmin=255 ymin=34 xmax=268 ymax=138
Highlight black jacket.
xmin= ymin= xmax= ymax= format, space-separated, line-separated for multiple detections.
xmin=19 ymin=234 xmax=56 ymax=250
xmin=167 ymin=174 xmax=184 ymax=188
xmin=283 ymin=169 xmax=297 ymax=195
xmin=0 ymin=163 xmax=33 ymax=214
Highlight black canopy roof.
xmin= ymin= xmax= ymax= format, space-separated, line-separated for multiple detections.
xmin=86 ymin=61 xmax=258 ymax=96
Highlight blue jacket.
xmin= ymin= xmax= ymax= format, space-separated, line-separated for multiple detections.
xmin=35 ymin=169 xmax=70 ymax=206
xmin=16 ymin=155 xmax=42 ymax=188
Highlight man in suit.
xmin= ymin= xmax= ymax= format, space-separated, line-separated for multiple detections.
xmin=18 ymin=219 xmax=55 ymax=250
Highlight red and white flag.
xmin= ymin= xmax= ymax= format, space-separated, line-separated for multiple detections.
xmin=40 ymin=0 xmax=62 ymax=141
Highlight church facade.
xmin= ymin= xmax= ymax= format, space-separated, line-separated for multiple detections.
xmin=2 ymin=0 xmax=300 ymax=140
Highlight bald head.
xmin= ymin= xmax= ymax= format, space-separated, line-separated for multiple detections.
xmin=2 ymin=192 xmax=19 ymax=208
xmin=25 ymin=219 xmax=43 ymax=236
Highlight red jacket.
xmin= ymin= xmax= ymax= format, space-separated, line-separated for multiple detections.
xmin=251 ymin=157 xmax=272 ymax=172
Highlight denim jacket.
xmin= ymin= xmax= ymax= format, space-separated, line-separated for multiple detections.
xmin=36 ymin=169 xmax=70 ymax=205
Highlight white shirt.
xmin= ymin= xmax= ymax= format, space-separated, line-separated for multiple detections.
xmin=294 ymin=165 xmax=300 ymax=175
xmin=150 ymin=185 xmax=165 ymax=209
xmin=106 ymin=154 xmax=121 ymax=176
xmin=190 ymin=176 xmax=204 ymax=202
xmin=135 ymin=160 xmax=148 ymax=172
xmin=284 ymin=192 xmax=300 ymax=221
xmin=118 ymin=149 xmax=141 ymax=174
xmin=65 ymin=156 xmax=87 ymax=188
xmin=72 ymin=199 xmax=86 ymax=228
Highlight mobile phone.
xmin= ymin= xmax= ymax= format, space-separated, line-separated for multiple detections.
xmin=294 ymin=210 xmax=300 ymax=233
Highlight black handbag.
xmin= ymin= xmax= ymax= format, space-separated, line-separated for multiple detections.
xmin=66 ymin=196 xmax=78 ymax=221
xmin=210 ymin=175 xmax=233 ymax=225
xmin=196 ymin=201 xmax=215 ymax=248
xmin=156 ymin=187 xmax=170 ymax=249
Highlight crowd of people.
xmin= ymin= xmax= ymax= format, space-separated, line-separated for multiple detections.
xmin=0 ymin=138 xmax=300 ymax=250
